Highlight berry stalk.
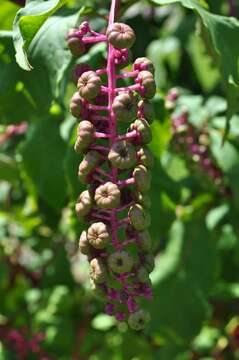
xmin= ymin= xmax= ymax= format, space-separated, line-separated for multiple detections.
xmin=67 ymin=0 xmax=156 ymax=330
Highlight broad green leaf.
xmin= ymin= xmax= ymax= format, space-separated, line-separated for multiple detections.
xmin=0 ymin=31 xmax=50 ymax=121
xmin=0 ymin=0 xmax=19 ymax=31
xmin=13 ymin=0 xmax=67 ymax=70
xmin=21 ymin=117 xmax=67 ymax=210
xmin=28 ymin=12 xmax=80 ymax=102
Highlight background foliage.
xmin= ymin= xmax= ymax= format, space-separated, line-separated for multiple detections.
xmin=1 ymin=0 xmax=239 ymax=358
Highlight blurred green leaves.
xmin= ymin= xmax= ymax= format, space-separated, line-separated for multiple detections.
xmin=13 ymin=0 xmax=67 ymax=70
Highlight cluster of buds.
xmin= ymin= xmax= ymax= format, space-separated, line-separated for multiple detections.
xmin=67 ymin=1 xmax=155 ymax=330
xmin=0 ymin=327 xmax=49 ymax=359
xmin=170 ymin=107 xmax=229 ymax=195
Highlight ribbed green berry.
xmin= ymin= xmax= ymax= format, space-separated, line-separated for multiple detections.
xmin=70 ymin=92 xmax=82 ymax=118
xmin=138 ymin=230 xmax=151 ymax=251
xmin=144 ymin=253 xmax=155 ymax=273
xmin=74 ymin=121 xmax=94 ymax=153
xmin=108 ymin=251 xmax=134 ymax=274
xmin=130 ymin=119 xmax=152 ymax=144
xmin=112 ymin=92 xmax=137 ymax=122
xmin=133 ymin=165 xmax=151 ymax=193
xmin=94 ymin=182 xmax=121 ymax=209
xmin=106 ymin=22 xmax=135 ymax=49
xmin=134 ymin=192 xmax=151 ymax=208
xmin=133 ymin=57 xmax=155 ymax=74
xmin=137 ymin=147 xmax=154 ymax=168
xmin=128 ymin=309 xmax=151 ymax=330
xmin=78 ymin=150 xmax=100 ymax=183
xmin=108 ymin=141 xmax=137 ymax=169
xmin=138 ymin=266 xmax=150 ymax=283
xmin=128 ymin=204 xmax=151 ymax=231
xmin=77 ymin=71 xmax=101 ymax=100
xmin=138 ymin=100 xmax=155 ymax=124
xmin=79 ymin=230 xmax=91 ymax=255
xmin=137 ymin=71 xmax=156 ymax=99
xmin=90 ymin=258 xmax=107 ymax=284
xmin=67 ymin=29 xmax=85 ymax=57
xmin=75 ymin=190 xmax=93 ymax=218
xmin=87 ymin=222 xmax=110 ymax=249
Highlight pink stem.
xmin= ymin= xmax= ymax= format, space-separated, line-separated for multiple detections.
xmin=115 ymin=83 xmax=142 ymax=93
xmin=118 ymin=177 xmax=135 ymax=187
xmin=90 ymin=115 xmax=110 ymax=122
xmin=88 ymin=104 xmax=109 ymax=111
xmin=107 ymin=0 xmax=121 ymax=250
xmin=82 ymin=35 xmax=107 ymax=44
xmin=91 ymin=212 xmax=111 ymax=221
xmin=116 ymin=70 xmax=139 ymax=79
xmin=116 ymin=130 xmax=138 ymax=141
xmin=90 ymin=145 xmax=109 ymax=152
xmin=94 ymin=131 xmax=111 ymax=139
xmin=115 ymin=202 xmax=134 ymax=212
xmin=95 ymin=167 xmax=113 ymax=179
xmin=96 ymin=68 xmax=107 ymax=75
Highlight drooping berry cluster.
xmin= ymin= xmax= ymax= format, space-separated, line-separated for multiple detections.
xmin=168 ymin=96 xmax=229 ymax=195
xmin=0 ymin=327 xmax=49 ymax=359
xmin=67 ymin=0 xmax=155 ymax=330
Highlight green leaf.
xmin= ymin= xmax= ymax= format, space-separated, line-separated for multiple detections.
xmin=151 ymin=0 xmax=239 ymax=134
xmin=0 ymin=154 xmax=18 ymax=182
xmin=28 ymin=12 xmax=80 ymax=102
xmin=13 ymin=0 xmax=67 ymax=70
xmin=0 ymin=31 xmax=51 ymax=121
xmin=21 ymin=117 xmax=67 ymax=210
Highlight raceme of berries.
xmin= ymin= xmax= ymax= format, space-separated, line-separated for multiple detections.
xmin=67 ymin=0 xmax=156 ymax=330
xmin=168 ymin=92 xmax=229 ymax=195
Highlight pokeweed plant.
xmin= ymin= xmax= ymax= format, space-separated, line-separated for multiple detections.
xmin=67 ymin=0 xmax=155 ymax=330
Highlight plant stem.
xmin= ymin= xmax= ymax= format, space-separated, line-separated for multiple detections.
xmin=229 ymin=0 xmax=237 ymax=17
xmin=107 ymin=0 xmax=121 ymax=250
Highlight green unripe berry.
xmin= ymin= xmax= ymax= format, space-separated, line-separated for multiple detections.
xmin=133 ymin=165 xmax=151 ymax=193
xmin=77 ymin=71 xmax=102 ymax=100
xmin=79 ymin=230 xmax=91 ymax=255
xmin=134 ymin=192 xmax=151 ymax=209
xmin=112 ymin=92 xmax=137 ymax=122
xmin=137 ymin=71 xmax=156 ymax=99
xmin=67 ymin=29 xmax=85 ymax=57
xmin=130 ymin=119 xmax=152 ymax=144
xmin=108 ymin=251 xmax=134 ymax=274
xmin=138 ymin=100 xmax=155 ymax=124
xmin=78 ymin=150 xmax=100 ymax=183
xmin=87 ymin=222 xmax=110 ymax=249
xmin=128 ymin=204 xmax=151 ymax=231
xmin=144 ymin=253 xmax=155 ymax=273
xmin=70 ymin=92 xmax=82 ymax=118
xmin=106 ymin=22 xmax=135 ymax=49
xmin=94 ymin=182 xmax=121 ymax=209
xmin=74 ymin=121 xmax=94 ymax=153
xmin=75 ymin=190 xmax=93 ymax=218
xmin=138 ymin=266 xmax=150 ymax=283
xmin=108 ymin=141 xmax=137 ymax=169
xmin=133 ymin=57 xmax=155 ymax=74
xmin=137 ymin=147 xmax=154 ymax=168
xmin=138 ymin=230 xmax=151 ymax=251
xmin=90 ymin=258 xmax=107 ymax=284
xmin=128 ymin=309 xmax=151 ymax=330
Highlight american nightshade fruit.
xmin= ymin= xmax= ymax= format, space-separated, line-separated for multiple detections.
xmin=67 ymin=0 xmax=156 ymax=330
